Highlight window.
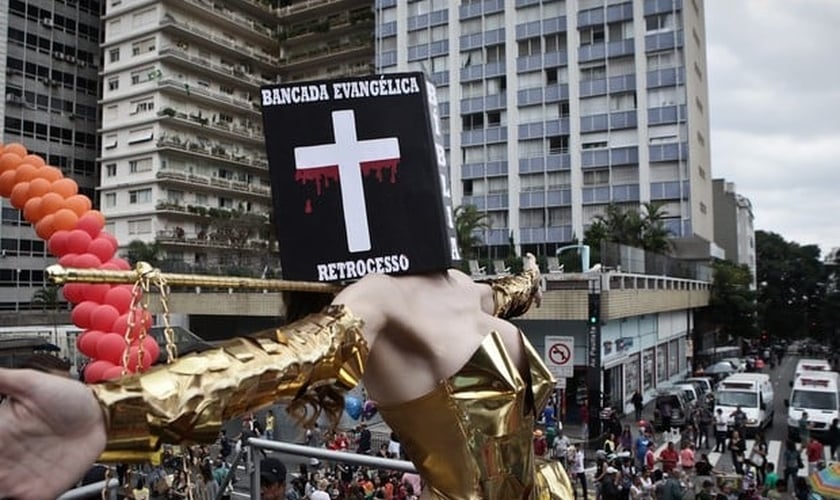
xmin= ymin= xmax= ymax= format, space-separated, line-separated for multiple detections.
xmin=130 ymin=67 xmax=155 ymax=85
xmin=129 ymin=188 xmax=152 ymax=204
xmin=104 ymin=134 xmax=118 ymax=149
xmin=462 ymin=113 xmax=483 ymax=131
xmin=104 ymin=192 xmax=116 ymax=207
xmin=549 ymin=136 xmax=569 ymax=154
xmin=129 ymin=157 xmax=153 ymax=173
xmin=131 ymin=98 xmax=154 ymax=114
xmin=107 ymin=77 xmax=119 ymax=91
xmin=486 ymin=45 xmax=505 ymax=64
xmin=131 ymin=37 xmax=155 ymax=56
xmin=518 ymin=37 xmax=541 ymax=57
xmin=646 ymin=13 xmax=679 ymax=33
xmin=580 ymin=65 xmax=607 ymax=81
xmin=583 ymin=169 xmax=610 ymax=186
xmin=109 ymin=48 xmax=120 ymax=62
xmin=582 ymin=141 xmax=607 ymax=149
xmin=544 ymin=33 xmax=566 ymax=53
xmin=128 ymin=218 xmax=152 ymax=234
xmin=105 ymin=163 xmax=117 ymax=177
xmin=128 ymin=127 xmax=154 ymax=144
xmin=580 ymin=27 xmax=605 ymax=46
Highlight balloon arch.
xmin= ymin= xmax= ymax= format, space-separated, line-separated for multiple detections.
xmin=0 ymin=141 xmax=156 ymax=382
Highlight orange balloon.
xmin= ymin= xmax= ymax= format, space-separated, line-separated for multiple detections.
xmin=27 ymin=178 xmax=51 ymax=198
xmin=63 ymin=195 xmax=93 ymax=217
xmin=14 ymin=163 xmax=41 ymax=184
xmin=0 ymin=153 xmax=22 ymax=174
xmin=52 ymin=208 xmax=79 ymax=232
xmin=0 ymin=170 xmax=18 ymax=198
xmin=35 ymin=213 xmax=57 ymax=240
xmin=84 ymin=210 xmax=107 ymax=227
xmin=10 ymin=182 xmax=31 ymax=209
xmin=51 ymin=178 xmax=78 ymax=199
xmin=21 ymin=154 xmax=45 ymax=168
xmin=23 ymin=196 xmax=43 ymax=223
xmin=3 ymin=143 xmax=27 ymax=157
xmin=37 ymin=166 xmax=63 ymax=182
xmin=39 ymin=192 xmax=65 ymax=217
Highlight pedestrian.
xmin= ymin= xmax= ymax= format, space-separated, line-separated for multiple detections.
xmin=696 ymin=405 xmax=712 ymax=450
xmin=748 ymin=432 xmax=768 ymax=485
xmin=580 ymin=402 xmax=590 ymax=441
xmin=632 ymin=390 xmax=644 ymax=421
xmin=798 ymin=411 xmax=811 ymax=445
xmin=694 ymin=453 xmax=713 ymax=476
xmin=662 ymin=469 xmax=685 ymax=500
xmin=805 ymin=436 xmax=824 ymax=475
xmin=728 ymin=430 xmax=746 ymax=475
xmin=827 ymin=418 xmax=840 ymax=460
xmin=553 ymin=427 xmax=570 ymax=466
xmin=713 ymin=408 xmax=728 ymax=453
xmin=679 ymin=442 xmax=695 ymax=474
xmin=619 ymin=425 xmax=633 ymax=453
xmin=658 ymin=441 xmax=679 ymax=474
xmin=634 ymin=427 xmax=651 ymax=471
xmin=697 ymin=479 xmax=714 ymax=500
xmin=730 ymin=405 xmax=746 ymax=437
xmin=356 ymin=423 xmax=372 ymax=454
xmin=265 ymin=409 xmax=276 ymax=440
xmin=782 ymin=439 xmax=801 ymax=492
xmin=571 ymin=444 xmax=588 ymax=500
xmin=763 ymin=462 xmax=779 ymax=495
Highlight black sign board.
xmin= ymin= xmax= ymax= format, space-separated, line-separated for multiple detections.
xmin=260 ymin=72 xmax=458 ymax=282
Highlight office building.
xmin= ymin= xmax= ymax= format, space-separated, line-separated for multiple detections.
xmin=1 ymin=0 xmax=101 ymax=311
xmin=375 ymin=0 xmax=715 ymax=260
xmin=713 ymin=178 xmax=756 ymax=285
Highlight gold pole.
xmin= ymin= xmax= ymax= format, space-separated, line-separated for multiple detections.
xmin=46 ymin=262 xmax=344 ymax=293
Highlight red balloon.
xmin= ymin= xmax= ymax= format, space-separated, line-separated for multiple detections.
xmin=140 ymin=335 xmax=161 ymax=364
xmin=108 ymin=258 xmax=132 ymax=271
xmin=88 ymin=237 xmax=116 ymax=263
xmin=58 ymin=253 xmax=79 ymax=268
xmin=74 ymin=253 xmax=103 ymax=269
xmin=100 ymin=231 xmax=119 ymax=250
xmin=102 ymin=366 xmax=126 ymax=380
xmin=81 ymin=283 xmax=111 ymax=304
xmin=62 ymin=283 xmax=85 ymax=304
xmin=104 ymin=286 xmax=133 ymax=313
xmin=125 ymin=345 xmax=155 ymax=372
xmin=66 ymin=229 xmax=93 ymax=255
xmin=96 ymin=333 xmax=128 ymax=365
xmin=71 ymin=301 xmax=99 ymax=329
xmin=99 ymin=262 xmax=120 ymax=271
xmin=48 ymin=230 xmax=71 ymax=257
xmin=77 ymin=329 xmax=105 ymax=358
xmin=84 ymin=360 xmax=116 ymax=384
xmin=90 ymin=304 xmax=120 ymax=333
xmin=76 ymin=212 xmax=104 ymax=239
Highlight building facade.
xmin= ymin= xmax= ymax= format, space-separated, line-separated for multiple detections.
xmin=1 ymin=0 xmax=101 ymax=311
xmin=375 ymin=0 xmax=714 ymax=259
xmin=713 ymin=178 xmax=756 ymax=285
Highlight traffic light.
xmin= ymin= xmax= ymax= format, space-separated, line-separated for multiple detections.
xmin=588 ymin=293 xmax=601 ymax=326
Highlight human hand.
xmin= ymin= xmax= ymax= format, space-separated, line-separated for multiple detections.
xmin=0 ymin=368 xmax=107 ymax=499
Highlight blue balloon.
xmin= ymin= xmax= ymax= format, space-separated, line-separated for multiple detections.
xmin=344 ymin=395 xmax=363 ymax=420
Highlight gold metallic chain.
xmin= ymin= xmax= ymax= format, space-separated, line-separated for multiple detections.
xmin=153 ymin=271 xmax=178 ymax=363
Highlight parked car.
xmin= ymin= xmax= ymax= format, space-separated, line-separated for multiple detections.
xmin=653 ymin=387 xmax=693 ymax=431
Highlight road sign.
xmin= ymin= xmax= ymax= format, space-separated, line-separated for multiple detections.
xmin=545 ymin=335 xmax=574 ymax=378
xmin=555 ymin=377 xmax=566 ymax=389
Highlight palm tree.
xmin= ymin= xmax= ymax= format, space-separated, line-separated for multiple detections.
xmin=32 ymin=284 xmax=62 ymax=337
xmin=640 ymin=202 xmax=672 ymax=254
xmin=454 ymin=204 xmax=489 ymax=260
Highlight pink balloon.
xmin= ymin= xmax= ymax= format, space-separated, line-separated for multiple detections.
xmin=140 ymin=335 xmax=161 ymax=363
xmin=62 ymin=283 xmax=85 ymax=304
xmin=88 ymin=237 xmax=116 ymax=263
xmin=48 ymin=230 xmax=71 ymax=257
xmin=90 ymin=304 xmax=120 ymax=333
xmin=66 ymin=229 xmax=93 ymax=255
xmin=108 ymin=258 xmax=132 ymax=271
xmin=96 ymin=333 xmax=128 ymax=365
xmin=71 ymin=301 xmax=99 ymax=329
xmin=84 ymin=360 xmax=116 ymax=383
xmin=74 ymin=253 xmax=102 ymax=270
xmin=58 ymin=253 xmax=79 ymax=267
xmin=76 ymin=212 xmax=104 ymax=239
xmin=104 ymin=286 xmax=133 ymax=313
xmin=81 ymin=283 xmax=111 ymax=304
xmin=112 ymin=307 xmax=152 ymax=341
xmin=99 ymin=231 xmax=119 ymax=250
xmin=77 ymin=329 xmax=105 ymax=358
xmin=102 ymin=366 xmax=126 ymax=380
xmin=126 ymin=345 xmax=155 ymax=372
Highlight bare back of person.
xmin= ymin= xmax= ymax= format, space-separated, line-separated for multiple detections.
xmin=334 ymin=269 xmax=528 ymax=407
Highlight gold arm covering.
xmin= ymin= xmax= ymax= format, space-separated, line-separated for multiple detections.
xmin=91 ymin=305 xmax=367 ymax=463
xmin=486 ymin=269 xmax=540 ymax=319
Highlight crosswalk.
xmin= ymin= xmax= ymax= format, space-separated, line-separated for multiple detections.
xmin=650 ymin=438 xmax=835 ymax=478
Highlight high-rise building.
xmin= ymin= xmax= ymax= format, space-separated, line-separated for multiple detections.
xmin=1 ymin=0 xmax=101 ymax=312
xmin=375 ymin=0 xmax=715 ymax=260
xmin=713 ymin=178 xmax=756 ymax=286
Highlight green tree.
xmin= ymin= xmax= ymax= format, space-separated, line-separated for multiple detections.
xmin=640 ymin=202 xmax=672 ymax=254
xmin=124 ymin=240 xmax=161 ymax=267
xmin=708 ymin=259 xmax=757 ymax=342
xmin=454 ymin=204 xmax=489 ymax=260
xmin=32 ymin=284 xmax=62 ymax=337
xmin=583 ymin=202 xmax=672 ymax=256
xmin=210 ymin=211 xmax=270 ymax=275
xmin=755 ymin=230 xmax=826 ymax=340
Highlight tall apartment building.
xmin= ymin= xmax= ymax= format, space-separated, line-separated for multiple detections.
xmin=375 ymin=0 xmax=715 ymax=260
xmin=99 ymin=0 xmax=375 ymax=275
xmin=1 ymin=0 xmax=101 ymax=311
xmin=713 ymin=178 xmax=756 ymax=286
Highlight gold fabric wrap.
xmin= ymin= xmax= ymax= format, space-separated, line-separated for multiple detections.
xmin=91 ymin=305 xmax=367 ymax=463
xmin=486 ymin=268 xmax=540 ymax=318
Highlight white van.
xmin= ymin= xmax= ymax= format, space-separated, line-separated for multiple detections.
xmin=794 ymin=359 xmax=832 ymax=380
xmin=786 ymin=371 xmax=840 ymax=442
xmin=714 ymin=373 xmax=774 ymax=435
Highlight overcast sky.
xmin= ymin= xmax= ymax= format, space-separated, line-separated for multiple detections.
xmin=705 ymin=0 xmax=840 ymax=256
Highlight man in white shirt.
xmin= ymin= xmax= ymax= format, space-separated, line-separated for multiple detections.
xmin=309 ymin=478 xmax=331 ymax=500
xmin=714 ymin=408 xmax=728 ymax=453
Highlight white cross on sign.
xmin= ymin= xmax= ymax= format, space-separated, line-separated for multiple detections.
xmin=294 ymin=110 xmax=400 ymax=253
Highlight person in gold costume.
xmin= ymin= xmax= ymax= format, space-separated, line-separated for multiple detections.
xmin=0 ymin=254 xmax=572 ymax=499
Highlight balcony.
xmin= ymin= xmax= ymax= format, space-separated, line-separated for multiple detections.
xmin=157 ymin=108 xmax=264 ymax=145
xmin=461 ymin=193 xmax=509 ymax=211
xmin=460 ymin=160 xmax=508 ymax=180
xmin=156 ymin=77 xmax=260 ymax=117
xmin=224 ymin=0 xmax=280 ymax=18
xmin=159 ymin=46 xmax=268 ymax=90
xmin=156 ymin=170 xmax=272 ymax=200
xmin=459 ymin=0 xmax=504 ymax=20
xmin=518 ymin=154 xmax=571 ymax=174
xmin=280 ymin=38 xmax=374 ymax=72
xmin=281 ymin=9 xmax=375 ymax=46
xmin=520 ymin=226 xmax=573 ymax=245
xmin=648 ymin=105 xmax=687 ymax=125
xmin=160 ymin=16 xmax=280 ymax=69
xmin=156 ymin=228 xmax=272 ymax=251
xmin=278 ymin=0 xmax=371 ymax=24
xmin=156 ymin=134 xmax=268 ymax=172
xmin=461 ymin=126 xmax=508 ymax=146
xmin=164 ymin=0 xmax=277 ymax=45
